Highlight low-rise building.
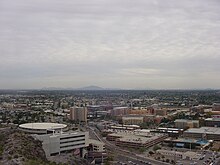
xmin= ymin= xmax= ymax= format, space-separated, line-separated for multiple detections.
xmin=107 ymin=130 xmax=168 ymax=149
xmin=183 ymin=127 xmax=220 ymax=140
xmin=157 ymin=150 xmax=200 ymax=160
xmin=174 ymin=119 xmax=199 ymax=129
xmin=213 ymin=103 xmax=220 ymax=111
xmin=205 ymin=117 xmax=220 ymax=127
xmin=89 ymin=139 xmax=105 ymax=152
xmin=122 ymin=116 xmax=144 ymax=125
xmin=163 ymin=137 xmax=210 ymax=149
xmin=110 ymin=107 xmax=130 ymax=116
xmin=155 ymin=109 xmax=167 ymax=116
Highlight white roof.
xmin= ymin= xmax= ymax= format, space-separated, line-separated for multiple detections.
xmin=19 ymin=122 xmax=67 ymax=130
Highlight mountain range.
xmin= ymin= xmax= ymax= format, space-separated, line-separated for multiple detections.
xmin=41 ymin=85 xmax=122 ymax=91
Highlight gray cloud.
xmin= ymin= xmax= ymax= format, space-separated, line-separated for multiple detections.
xmin=0 ymin=0 xmax=220 ymax=89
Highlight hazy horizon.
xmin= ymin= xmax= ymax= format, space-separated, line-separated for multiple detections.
xmin=0 ymin=0 xmax=220 ymax=89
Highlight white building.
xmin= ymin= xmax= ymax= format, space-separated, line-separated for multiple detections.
xmin=157 ymin=149 xmax=200 ymax=160
xmin=19 ymin=123 xmax=68 ymax=134
xmin=34 ymin=131 xmax=89 ymax=157
xmin=89 ymin=139 xmax=105 ymax=152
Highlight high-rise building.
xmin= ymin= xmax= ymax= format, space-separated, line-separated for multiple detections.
xmin=70 ymin=107 xmax=88 ymax=123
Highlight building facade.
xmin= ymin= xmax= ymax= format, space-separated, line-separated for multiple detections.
xmin=70 ymin=107 xmax=88 ymax=123
xmin=205 ymin=117 xmax=220 ymax=127
xmin=34 ymin=131 xmax=89 ymax=157
xmin=122 ymin=116 xmax=144 ymax=125
xmin=212 ymin=103 xmax=220 ymax=111
xmin=183 ymin=127 xmax=220 ymax=141
xmin=110 ymin=107 xmax=130 ymax=116
xmin=174 ymin=119 xmax=199 ymax=129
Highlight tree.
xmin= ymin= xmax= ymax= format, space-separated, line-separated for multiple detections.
xmin=153 ymin=145 xmax=161 ymax=151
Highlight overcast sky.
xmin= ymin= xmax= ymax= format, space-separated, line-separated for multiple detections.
xmin=0 ymin=0 xmax=220 ymax=89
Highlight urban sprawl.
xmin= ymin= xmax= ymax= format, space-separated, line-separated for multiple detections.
xmin=0 ymin=90 xmax=220 ymax=165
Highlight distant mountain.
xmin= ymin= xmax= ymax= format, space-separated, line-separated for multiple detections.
xmin=41 ymin=85 xmax=123 ymax=91
xmin=77 ymin=85 xmax=104 ymax=90
xmin=41 ymin=87 xmax=68 ymax=90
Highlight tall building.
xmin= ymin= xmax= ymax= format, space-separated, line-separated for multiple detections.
xmin=110 ymin=107 xmax=130 ymax=116
xmin=70 ymin=107 xmax=88 ymax=123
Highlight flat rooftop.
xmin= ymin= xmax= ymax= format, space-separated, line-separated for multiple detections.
xmin=174 ymin=119 xmax=199 ymax=122
xmin=205 ymin=118 xmax=220 ymax=121
xmin=184 ymin=127 xmax=220 ymax=135
xmin=165 ymin=137 xmax=209 ymax=145
xmin=19 ymin=122 xmax=67 ymax=130
xmin=108 ymin=131 xmax=164 ymax=143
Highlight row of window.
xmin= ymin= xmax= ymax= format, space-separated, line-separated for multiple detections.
xmin=60 ymin=143 xmax=85 ymax=148
xmin=60 ymin=135 xmax=85 ymax=140
xmin=60 ymin=139 xmax=85 ymax=144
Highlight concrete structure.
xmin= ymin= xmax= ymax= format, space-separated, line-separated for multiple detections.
xmin=152 ymin=127 xmax=184 ymax=137
xmin=155 ymin=109 xmax=167 ymax=116
xmin=143 ymin=115 xmax=155 ymax=122
xmin=183 ymin=127 xmax=220 ymax=140
xmin=89 ymin=139 xmax=105 ymax=152
xmin=122 ymin=116 xmax=144 ymax=125
xmin=34 ymin=131 xmax=89 ymax=157
xmin=205 ymin=117 xmax=220 ymax=127
xmin=19 ymin=123 xmax=67 ymax=134
xmin=107 ymin=130 xmax=168 ymax=149
xmin=70 ymin=107 xmax=88 ymax=123
xmin=157 ymin=149 xmax=200 ymax=160
xmin=174 ymin=119 xmax=199 ymax=129
xmin=163 ymin=137 xmax=210 ymax=149
xmin=110 ymin=107 xmax=130 ymax=116
xmin=212 ymin=103 xmax=220 ymax=111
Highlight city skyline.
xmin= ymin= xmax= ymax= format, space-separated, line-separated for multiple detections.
xmin=0 ymin=0 xmax=220 ymax=89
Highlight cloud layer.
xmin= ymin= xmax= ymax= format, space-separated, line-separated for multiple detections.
xmin=0 ymin=0 xmax=220 ymax=89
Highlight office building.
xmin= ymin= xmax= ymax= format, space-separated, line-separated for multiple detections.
xmin=183 ymin=127 xmax=220 ymax=140
xmin=70 ymin=107 xmax=87 ymax=123
xmin=155 ymin=109 xmax=167 ymax=116
xmin=174 ymin=119 xmax=199 ymax=129
xmin=110 ymin=107 xmax=130 ymax=116
xmin=107 ymin=130 xmax=168 ymax=149
xmin=34 ymin=131 xmax=89 ymax=157
xmin=213 ymin=103 xmax=220 ymax=111
xmin=122 ymin=116 xmax=144 ymax=125
xmin=157 ymin=150 xmax=200 ymax=160
xmin=205 ymin=117 xmax=220 ymax=127
xmin=19 ymin=122 xmax=89 ymax=157
xmin=89 ymin=139 xmax=105 ymax=152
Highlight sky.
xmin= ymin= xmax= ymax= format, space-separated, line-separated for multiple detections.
xmin=0 ymin=0 xmax=220 ymax=89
